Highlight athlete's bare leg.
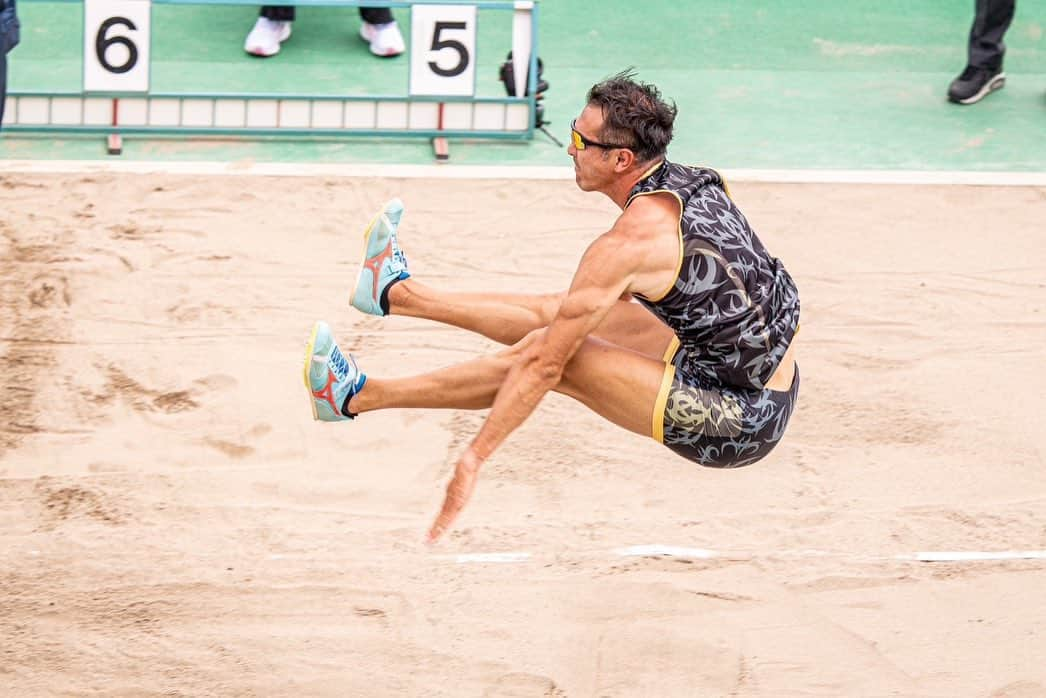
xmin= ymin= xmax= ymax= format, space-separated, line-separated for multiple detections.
xmin=347 ymin=329 xmax=667 ymax=437
xmin=387 ymin=279 xmax=675 ymax=360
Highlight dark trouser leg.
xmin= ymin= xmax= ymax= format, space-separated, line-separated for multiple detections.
xmin=260 ymin=5 xmax=296 ymax=21
xmin=359 ymin=7 xmax=394 ymax=24
xmin=967 ymin=0 xmax=1016 ymax=70
xmin=0 ymin=50 xmax=6 ymax=130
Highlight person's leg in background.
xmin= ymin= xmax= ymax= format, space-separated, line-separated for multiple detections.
xmin=1 ymin=0 xmax=18 ymax=131
xmin=245 ymin=5 xmax=295 ymax=57
xmin=967 ymin=0 xmax=1016 ymax=73
xmin=1 ymin=48 xmax=7 ymax=130
xmin=948 ymin=0 xmax=1015 ymax=104
xmin=358 ymin=7 xmax=404 ymax=57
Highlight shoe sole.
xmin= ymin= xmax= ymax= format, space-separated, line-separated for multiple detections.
xmin=350 ymin=208 xmax=392 ymax=313
xmin=303 ymin=321 xmax=322 ymax=420
xmin=951 ymin=73 xmax=1006 ymax=104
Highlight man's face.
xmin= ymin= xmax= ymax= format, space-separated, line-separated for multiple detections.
xmin=567 ymin=104 xmax=619 ymax=192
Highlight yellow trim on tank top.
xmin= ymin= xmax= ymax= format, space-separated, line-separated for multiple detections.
xmin=661 ymin=335 xmax=680 ymax=363
xmin=638 ymin=161 xmax=664 ymax=181
xmin=652 ymin=363 xmax=676 ymax=443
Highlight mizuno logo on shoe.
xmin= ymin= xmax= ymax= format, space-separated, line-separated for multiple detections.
xmin=312 ymin=369 xmax=340 ymax=413
xmin=363 ymin=240 xmax=395 ymax=300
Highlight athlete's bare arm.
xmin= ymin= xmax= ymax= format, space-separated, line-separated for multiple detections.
xmin=427 ymin=194 xmax=681 ymax=541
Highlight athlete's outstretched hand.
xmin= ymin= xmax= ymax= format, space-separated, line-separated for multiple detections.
xmin=428 ymin=450 xmax=483 ymax=542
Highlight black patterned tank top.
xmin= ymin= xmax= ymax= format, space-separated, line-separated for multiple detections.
xmin=628 ymin=161 xmax=800 ymax=390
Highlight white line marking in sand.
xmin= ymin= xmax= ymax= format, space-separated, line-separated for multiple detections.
xmin=615 ymin=545 xmax=720 ymax=559
xmin=899 ymin=550 xmax=1046 ymax=562
xmin=443 ymin=548 xmax=1046 ymax=564
xmin=451 ymin=553 xmax=533 ymax=563
xmin=2 ymin=159 xmax=1045 ymax=186
xmin=12 ymin=548 xmax=1046 ymax=564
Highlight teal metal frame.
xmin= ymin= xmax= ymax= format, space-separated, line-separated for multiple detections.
xmin=7 ymin=0 xmax=541 ymax=143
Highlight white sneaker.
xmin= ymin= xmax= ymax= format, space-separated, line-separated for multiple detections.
xmin=360 ymin=21 xmax=405 ymax=57
xmin=244 ymin=17 xmax=291 ymax=57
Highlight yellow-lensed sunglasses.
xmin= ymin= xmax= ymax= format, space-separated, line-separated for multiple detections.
xmin=570 ymin=119 xmax=632 ymax=151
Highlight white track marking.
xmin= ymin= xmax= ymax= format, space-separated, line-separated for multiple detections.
xmin=11 ymin=547 xmax=1046 ymax=564
xmin=1 ymin=159 xmax=1045 ymax=186
xmin=448 ymin=552 xmax=533 ymax=563
xmin=899 ymin=550 xmax=1046 ymax=562
xmin=437 ymin=547 xmax=1046 ymax=565
xmin=615 ymin=545 xmax=720 ymax=559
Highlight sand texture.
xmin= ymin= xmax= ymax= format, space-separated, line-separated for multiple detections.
xmin=1 ymin=173 xmax=1045 ymax=697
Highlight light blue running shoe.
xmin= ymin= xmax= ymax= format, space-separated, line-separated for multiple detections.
xmin=350 ymin=198 xmax=411 ymax=316
xmin=303 ymin=321 xmax=367 ymax=422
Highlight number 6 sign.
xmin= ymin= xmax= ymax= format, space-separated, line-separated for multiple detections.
xmin=84 ymin=0 xmax=151 ymax=92
xmin=409 ymin=4 xmax=477 ymax=97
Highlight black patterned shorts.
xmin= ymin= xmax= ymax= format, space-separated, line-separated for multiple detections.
xmin=653 ymin=341 xmax=799 ymax=468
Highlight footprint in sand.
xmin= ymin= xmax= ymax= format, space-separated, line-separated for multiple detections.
xmin=153 ymin=391 xmax=198 ymax=413
xmin=102 ymin=366 xmax=192 ymax=414
xmin=990 ymin=681 xmax=1046 ymax=698
xmin=353 ymin=607 xmax=386 ymax=619
xmin=83 ymin=367 xmax=237 ymax=417
xmin=108 ymin=223 xmax=146 ymax=240
xmin=34 ymin=478 xmax=125 ymax=530
xmin=27 ymin=272 xmax=71 ymax=309
xmin=202 ymin=437 xmax=254 ymax=459
xmin=483 ymin=672 xmax=565 ymax=698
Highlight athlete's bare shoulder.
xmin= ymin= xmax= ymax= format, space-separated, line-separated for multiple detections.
xmin=598 ymin=190 xmax=681 ymax=298
xmin=612 ymin=190 xmax=680 ymax=242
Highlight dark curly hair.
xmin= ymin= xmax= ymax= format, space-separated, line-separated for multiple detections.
xmin=586 ymin=69 xmax=677 ymax=163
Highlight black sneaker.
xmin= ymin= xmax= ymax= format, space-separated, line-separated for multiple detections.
xmin=947 ymin=65 xmax=1006 ymax=104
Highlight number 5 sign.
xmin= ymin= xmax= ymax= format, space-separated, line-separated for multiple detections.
xmin=84 ymin=0 xmax=151 ymax=92
xmin=409 ymin=5 xmax=476 ymax=97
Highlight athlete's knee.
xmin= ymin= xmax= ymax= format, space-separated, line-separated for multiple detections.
xmin=539 ymin=292 xmax=567 ymax=323
xmin=557 ymin=336 xmax=610 ymax=391
xmin=548 ymin=288 xmax=564 ymax=313
xmin=499 ymin=328 xmax=568 ymax=385
xmin=500 ymin=327 xmax=547 ymax=358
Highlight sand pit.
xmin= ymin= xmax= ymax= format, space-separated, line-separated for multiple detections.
xmin=1 ymin=171 xmax=1045 ymax=696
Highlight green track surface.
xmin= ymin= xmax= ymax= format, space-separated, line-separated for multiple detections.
xmin=3 ymin=1 xmax=1045 ymax=170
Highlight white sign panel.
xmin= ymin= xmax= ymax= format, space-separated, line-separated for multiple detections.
xmin=84 ymin=0 xmax=151 ymax=93
xmin=409 ymin=5 xmax=477 ymax=97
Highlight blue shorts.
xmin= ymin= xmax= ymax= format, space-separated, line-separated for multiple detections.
xmin=652 ymin=339 xmax=799 ymax=468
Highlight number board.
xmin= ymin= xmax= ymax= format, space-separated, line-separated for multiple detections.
xmin=84 ymin=0 xmax=151 ymax=93
xmin=409 ymin=4 xmax=477 ymax=97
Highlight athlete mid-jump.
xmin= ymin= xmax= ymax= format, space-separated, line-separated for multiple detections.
xmin=304 ymin=71 xmax=801 ymax=541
